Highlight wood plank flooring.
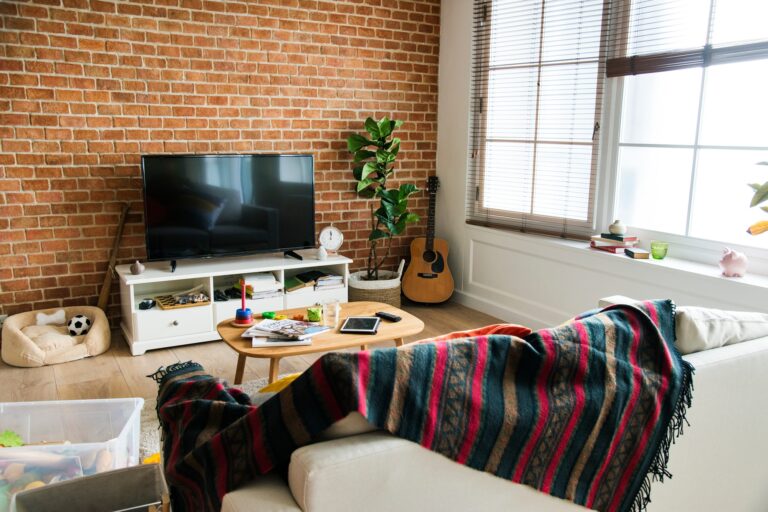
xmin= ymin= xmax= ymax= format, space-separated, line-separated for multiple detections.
xmin=0 ymin=301 xmax=502 ymax=402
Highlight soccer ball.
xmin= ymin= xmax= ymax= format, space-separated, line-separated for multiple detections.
xmin=67 ymin=315 xmax=91 ymax=336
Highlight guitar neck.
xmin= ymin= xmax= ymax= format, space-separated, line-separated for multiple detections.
xmin=426 ymin=189 xmax=436 ymax=252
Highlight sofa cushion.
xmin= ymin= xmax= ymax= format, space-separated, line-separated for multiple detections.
xmin=222 ymin=474 xmax=300 ymax=512
xmin=287 ymin=432 xmax=589 ymax=512
xmin=676 ymin=306 xmax=768 ymax=354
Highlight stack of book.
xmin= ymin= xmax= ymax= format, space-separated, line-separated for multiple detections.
xmin=242 ymin=318 xmax=331 ymax=347
xmin=285 ymin=270 xmax=343 ymax=293
xmin=241 ymin=272 xmax=282 ymax=299
xmin=589 ymin=233 xmax=648 ymax=259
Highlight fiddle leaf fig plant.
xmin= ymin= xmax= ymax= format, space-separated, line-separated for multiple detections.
xmin=747 ymin=161 xmax=768 ymax=236
xmin=348 ymin=116 xmax=420 ymax=280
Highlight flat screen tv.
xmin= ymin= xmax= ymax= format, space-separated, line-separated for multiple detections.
xmin=141 ymin=154 xmax=315 ymax=263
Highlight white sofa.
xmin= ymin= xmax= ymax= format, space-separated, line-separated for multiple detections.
xmin=222 ymin=299 xmax=768 ymax=512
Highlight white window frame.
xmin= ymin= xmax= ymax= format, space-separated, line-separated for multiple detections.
xmin=597 ymin=72 xmax=768 ymax=276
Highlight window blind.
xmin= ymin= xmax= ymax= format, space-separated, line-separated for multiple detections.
xmin=606 ymin=0 xmax=768 ymax=77
xmin=466 ymin=0 xmax=611 ymax=239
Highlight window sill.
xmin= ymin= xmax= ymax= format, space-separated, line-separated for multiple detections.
xmin=467 ymin=224 xmax=768 ymax=292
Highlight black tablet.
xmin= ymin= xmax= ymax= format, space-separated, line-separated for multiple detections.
xmin=339 ymin=316 xmax=381 ymax=334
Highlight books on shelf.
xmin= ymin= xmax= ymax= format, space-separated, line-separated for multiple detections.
xmin=599 ymin=233 xmax=638 ymax=242
xmin=285 ymin=270 xmax=343 ymax=292
xmin=624 ymin=248 xmax=650 ymax=259
xmin=246 ymin=319 xmax=331 ymax=340
xmin=242 ymin=272 xmax=281 ymax=293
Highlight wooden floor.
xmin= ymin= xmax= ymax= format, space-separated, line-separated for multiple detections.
xmin=0 ymin=301 xmax=501 ymax=402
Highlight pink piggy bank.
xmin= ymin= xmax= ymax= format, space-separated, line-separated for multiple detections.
xmin=719 ymin=248 xmax=748 ymax=277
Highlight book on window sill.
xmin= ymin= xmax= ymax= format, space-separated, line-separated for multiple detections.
xmin=599 ymin=233 xmax=639 ymax=242
xmin=590 ymin=242 xmax=630 ymax=254
xmin=251 ymin=337 xmax=312 ymax=348
xmin=590 ymin=235 xmax=638 ymax=247
xmin=624 ymin=247 xmax=650 ymax=259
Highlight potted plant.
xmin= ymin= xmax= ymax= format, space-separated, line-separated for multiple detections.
xmin=747 ymin=161 xmax=768 ymax=236
xmin=346 ymin=116 xmax=420 ymax=306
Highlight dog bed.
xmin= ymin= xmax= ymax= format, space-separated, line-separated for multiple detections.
xmin=1 ymin=306 xmax=110 ymax=367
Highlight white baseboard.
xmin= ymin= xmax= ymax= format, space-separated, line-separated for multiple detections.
xmin=452 ymin=289 xmax=555 ymax=329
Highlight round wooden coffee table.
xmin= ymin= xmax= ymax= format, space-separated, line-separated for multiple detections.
xmin=218 ymin=301 xmax=424 ymax=384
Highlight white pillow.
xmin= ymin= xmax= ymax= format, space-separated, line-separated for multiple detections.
xmin=676 ymin=306 xmax=768 ymax=355
xmin=35 ymin=309 xmax=66 ymax=326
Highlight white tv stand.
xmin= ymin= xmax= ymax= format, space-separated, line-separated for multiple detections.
xmin=116 ymin=250 xmax=351 ymax=356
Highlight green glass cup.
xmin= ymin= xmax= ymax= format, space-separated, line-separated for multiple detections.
xmin=650 ymin=241 xmax=669 ymax=260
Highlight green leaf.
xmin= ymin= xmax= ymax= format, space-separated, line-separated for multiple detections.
xmin=751 ymin=181 xmax=768 ymax=207
xmin=402 ymin=212 xmax=420 ymax=224
xmin=379 ymin=188 xmax=400 ymax=204
xmin=354 ymin=150 xmax=376 ymax=162
xmin=376 ymin=149 xmax=395 ymax=164
xmin=369 ymin=229 xmax=389 ymax=241
xmin=364 ymin=117 xmax=380 ymax=139
xmin=357 ymin=178 xmax=375 ymax=192
xmin=398 ymin=183 xmax=418 ymax=199
xmin=358 ymin=187 xmax=376 ymax=198
xmin=0 ymin=430 xmax=23 ymax=447
xmin=762 ymin=206 xmax=768 ymax=213
xmin=352 ymin=165 xmax=364 ymax=181
xmin=361 ymin=162 xmax=380 ymax=180
xmin=347 ymin=133 xmax=370 ymax=153
xmin=393 ymin=119 xmax=404 ymax=129
xmin=749 ymin=183 xmax=762 ymax=192
xmin=378 ymin=116 xmax=392 ymax=138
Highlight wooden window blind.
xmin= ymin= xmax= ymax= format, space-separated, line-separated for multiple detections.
xmin=466 ymin=0 xmax=611 ymax=239
xmin=606 ymin=0 xmax=768 ymax=78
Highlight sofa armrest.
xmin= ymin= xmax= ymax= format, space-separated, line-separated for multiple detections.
xmin=287 ymin=432 xmax=587 ymax=512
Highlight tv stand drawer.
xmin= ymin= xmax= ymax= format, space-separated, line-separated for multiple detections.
xmin=134 ymin=307 xmax=213 ymax=342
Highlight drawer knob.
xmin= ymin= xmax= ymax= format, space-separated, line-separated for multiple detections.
xmin=172 ymin=320 xmax=179 ymax=326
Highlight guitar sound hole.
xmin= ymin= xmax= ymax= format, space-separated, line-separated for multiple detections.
xmin=422 ymin=250 xmax=436 ymax=263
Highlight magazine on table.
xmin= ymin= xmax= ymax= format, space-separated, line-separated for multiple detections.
xmin=251 ymin=337 xmax=312 ymax=348
xmin=245 ymin=319 xmax=331 ymax=340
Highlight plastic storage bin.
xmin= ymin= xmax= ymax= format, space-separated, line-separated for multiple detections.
xmin=0 ymin=398 xmax=143 ymax=511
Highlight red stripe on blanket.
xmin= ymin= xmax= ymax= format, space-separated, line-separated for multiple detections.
xmin=312 ymin=362 xmax=345 ymax=421
xmin=421 ymin=342 xmax=449 ymax=449
xmin=608 ymin=320 xmax=673 ymax=509
xmin=357 ymin=351 xmax=371 ymax=416
xmin=247 ymin=408 xmax=273 ymax=472
xmin=541 ymin=321 xmax=590 ymax=493
xmin=456 ymin=337 xmax=490 ymax=464
xmin=512 ymin=329 xmax=555 ymax=481
xmin=586 ymin=314 xmax=644 ymax=510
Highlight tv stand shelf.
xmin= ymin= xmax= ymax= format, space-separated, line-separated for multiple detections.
xmin=116 ymin=250 xmax=351 ymax=356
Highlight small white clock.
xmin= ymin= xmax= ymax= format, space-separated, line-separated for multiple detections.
xmin=318 ymin=225 xmax=343 ymax=255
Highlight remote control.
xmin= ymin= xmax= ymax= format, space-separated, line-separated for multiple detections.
xmin=375 ymin=311 xmax=402 ymax=322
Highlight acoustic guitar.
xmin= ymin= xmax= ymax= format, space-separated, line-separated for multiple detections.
xmin=402 ymin=176 xmax=454 ymax=303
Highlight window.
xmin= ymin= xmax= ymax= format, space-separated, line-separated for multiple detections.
xmin=610 ymin=0 xmax=768 ymax=250
xmin=466 ymin=0 xmax=610 ymax=238
xmin=467 ymin=0 xmax=768 ymax=252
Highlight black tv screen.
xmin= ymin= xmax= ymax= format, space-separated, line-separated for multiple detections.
xmin=141 ymin=154 xmax=315 ymax=261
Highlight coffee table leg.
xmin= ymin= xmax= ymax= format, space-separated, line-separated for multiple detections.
xmin=234 ymin=354 xmax=246 ymax=385
xmin=394 ymin=337 xmax=404 ymax=347
xmin=269 ymin=358 xmax=281 ymax=384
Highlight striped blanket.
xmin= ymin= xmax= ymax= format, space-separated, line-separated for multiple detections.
xmin=154 ymin=300 xmax=693 ymax=512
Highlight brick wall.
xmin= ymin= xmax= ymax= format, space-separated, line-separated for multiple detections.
xmin=0 ymin=0 xmax=440 ymax=323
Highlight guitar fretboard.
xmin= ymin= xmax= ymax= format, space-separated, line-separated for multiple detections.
xmin=426 ymin=178 xmax=437 ymax=252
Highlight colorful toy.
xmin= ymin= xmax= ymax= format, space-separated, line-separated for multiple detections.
xmin=67 ymin=315 xmax=91 ymax=336
xmin=233 ymin=279 xmax=253 ymax=326
xmin=0 ymin=430 xmax=23 ymax=448
xmin=307 ymin=306 xmax=322 ymax=323
xmin=262 ymin=311 xmax=276 ymax=319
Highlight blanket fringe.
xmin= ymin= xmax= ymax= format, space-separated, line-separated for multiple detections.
xmin=147 ymin=361 xmax=202 ymax=384
xmin=629 ymin=299 xmax=695 ymax=512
